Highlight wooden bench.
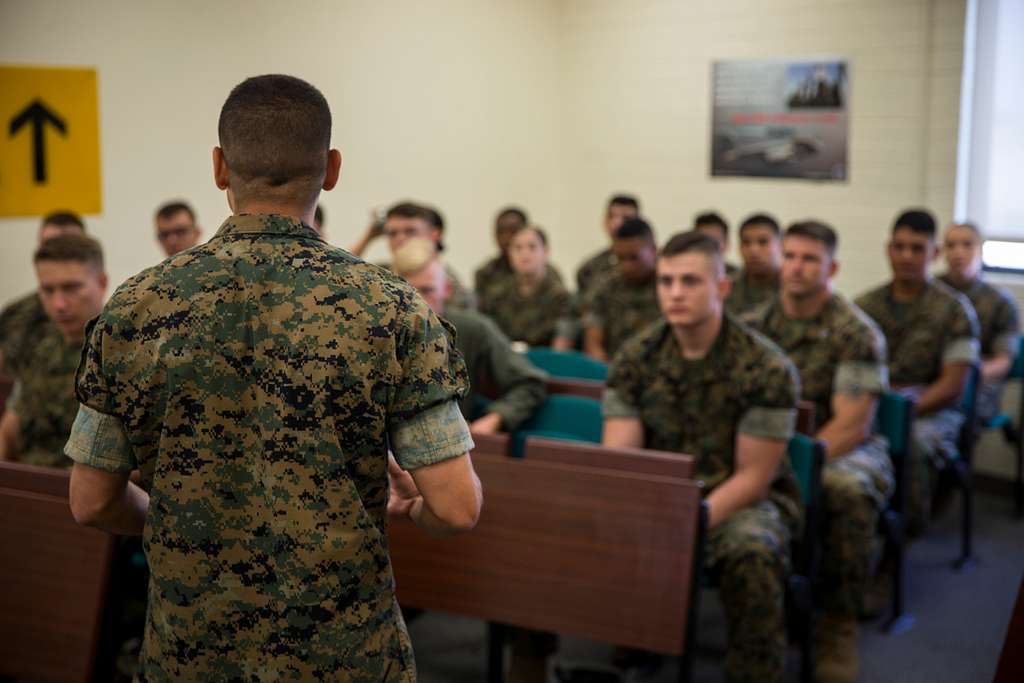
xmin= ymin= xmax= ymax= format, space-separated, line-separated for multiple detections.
xmin=0 ymin=462 xmax=117 ymax=683
xmin=389 ymin=440 xmax=705 ymax=682
xmin=546 ymin=377 xmax=604 ymax=401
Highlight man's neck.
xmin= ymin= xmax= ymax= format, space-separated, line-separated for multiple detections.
xmin=781 ymin=285 xmax=831 ymax=320
xmin=891 ymin=276 xmax=928 ymax=302
xmin=672 ymin=313 xmax=723 ymax=360
xmin=234 ymin=200 xmax=316 ymax=226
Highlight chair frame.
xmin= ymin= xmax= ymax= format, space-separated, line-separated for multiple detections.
xmin=877 ymin=392 xmax=916 ymax=634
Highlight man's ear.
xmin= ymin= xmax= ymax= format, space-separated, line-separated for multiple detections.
xmin=212 ymin=147 xmax=230 ymax=190
xmin=829 ymin=259 xmax=839 ymax=279
xmin=323 ymin=149 xmax=342 ymax=191
xmin=718 ymin=274 xmax=732 ymax=300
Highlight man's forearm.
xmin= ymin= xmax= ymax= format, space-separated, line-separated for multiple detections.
xmin=582 ymin=327 xmax=608 ymax=362
xmin=916 ymin=381 xmax=961 ymax=416
xmin=982 ymin=354 xmax=1013 ymax=383
xmin=82 ymin=482 xmax=149 ymax=536
xmin=817 ymin=419 xmax=870 ymax=461
xmin=705 ymin=469 xmax=771 ymax=529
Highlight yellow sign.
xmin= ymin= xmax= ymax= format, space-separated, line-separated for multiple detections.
xmin=0 ymin=65 xmax=102 ymax=217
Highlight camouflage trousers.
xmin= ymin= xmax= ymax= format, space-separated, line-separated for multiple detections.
xmin=975 ymin=380 xmax=1005 ymax=425
xmin=907 ymin=407 xmax=964 ymax=536
xmin=819 ymin=435 xmax=894 ymax=617
xmin=706 ymin=499 xmax=791 ymax=683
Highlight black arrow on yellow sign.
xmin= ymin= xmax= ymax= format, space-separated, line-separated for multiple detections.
xmin=9 ymin=99 xmax=67 ymax=184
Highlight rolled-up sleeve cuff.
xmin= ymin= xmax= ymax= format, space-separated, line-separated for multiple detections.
xmin=943 ymin=337 xmax=980 ymax=365
xmin=581 ymin=313 xmax=602 ymax=329
xmin=995 ymin=332 xmax=1020 ymax=358
xmin=555 ymin=317 xmax=579 ymax=340
xmin=602 ymin=388 xmax=640 ymax=419
xmin=835 ymin=361 xmax=888 ymax=396
xmin=64 ymin=404 xmax=136 ymax=473
xmin=739 ymin=407 xmax=795 ymax=441
xmin=390 ymin=400 xmax=475 ymax=470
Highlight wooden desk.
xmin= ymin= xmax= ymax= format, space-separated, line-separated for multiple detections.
xmin=0 ymin=462 xmax=116 ymax=683
xmin=390 ymin=449 xmax=704 ymax=660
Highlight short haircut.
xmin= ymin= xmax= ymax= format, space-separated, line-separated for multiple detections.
xmin=659 ymin=230 xmax=724 ymax=274
xmin=34 ymin=233 xmax=104 ymax=271
xmin=786 ymin=220 xmax=838 ymax=256
xmin=515 ymin=225 xmax=549 ymax=247
xmin=425 ymin=206 xmax=445 ymax=231
xmin=155 ymin=201 xmax=196 ymax=224
xmin=948 ymin=221 xmax=982 ymax=241
xmin=386 ymin=201 xmax=433 ymax=222
xmin=739 ymin=213 xmax=781 ymax=237
xmin=314 ymin=204 xmax=325 ymax=227
xmin=41 ymin=211 xmax=85 ymax=232
xmin=615 ymin=218 xmax=656 ymax=244
xmin=892 ymin=209 xmax=937 ymax=238
xmin=217 ymin=74 xmax=331 ymax=201
xmin=694 ymin=211 xmax=728 ymax=237
xmin=497 ymin=206 xmax=528 ymax=225
xmin=608 ymin=194 xmax=640 ymax=212
xmin=386 ymin=201 xmax=446 ymax=252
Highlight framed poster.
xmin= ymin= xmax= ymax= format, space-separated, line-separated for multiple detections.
xmin=711 ymin=59 xmax=849 ymax=181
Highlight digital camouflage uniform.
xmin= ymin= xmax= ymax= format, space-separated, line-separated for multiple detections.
xmin=475 ymin=256 xmax=565 ymax=298
xmin=725 ymin=270 xmax=779 ymax=316
xmin=444 ymin=309 xmax=547 ymax=431
xmin=582 ymin=273 xmax=661 ymax=360
xmin=477 ymin=267 xmax=573 ymax=347
xmin=856 ymin=280 xmax=979 ymax=535
xmin=575 ymin=248 xmax=617 ymax=301
xmin=604 ymin=315 xmax=802 ymax=683
xmin=0 ymin=291 xmax=52 ymax=377
xmin=64 ymin=214 xmax=474 ymax=683
xmin=7 ymin=327 xmax=80 ymax=468
xmin=938 ymin=273 xmax=1021 ymax=422
xmin=747 ymin=294 xmax=893 ymax=617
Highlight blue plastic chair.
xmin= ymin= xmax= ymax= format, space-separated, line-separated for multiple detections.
xmin=510 ymin=394 xmax=603 ymax=458
xmin=875 ymin=391 xmax=915 ymax=633
xmin=525 ymin=347 xmax=609 ymax=382
xmin=787 ymin=433 xmax=825 ymax=683
xmin=979 ymin=337 xmax=1024 ymax=517
xmin=948 ymin=363 xmax=981 ymax=570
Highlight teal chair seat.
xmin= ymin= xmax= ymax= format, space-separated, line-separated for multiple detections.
xmin=525 ymin=347 xmax=609 ymax=382
xmin=511 ymin=394 xmax=603 ymax=458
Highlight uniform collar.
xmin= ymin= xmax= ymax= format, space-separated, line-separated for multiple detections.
xmin=657 ymin=314 xmax=735 ymax=382
xmin=214 ymin=213 xmax=323 ymax=242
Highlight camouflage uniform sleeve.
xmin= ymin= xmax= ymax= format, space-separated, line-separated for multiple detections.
xmin=993 ymin=289 xmax=1021 ymax=358
xmin=389 ymin=301 xmax=475 ymax=470
xmin=834 ymin=313 xmax=889 ymax=397
xmin=68 ymin=315 xmax=138 ymax=472
xmin=943 ymin=294 xmax=981 ymax=366
xmin=65 ymin=404 xmax=136 ymax=473
xmin=581 ymin=280 xmax=608 ymax=330
xmin=602 ymin=343 xmax=643 ymax=419
xmin=738 ymin=353 xmax=799 ymax=441
xmin=476 ymin=316 xmax=547 ymax=431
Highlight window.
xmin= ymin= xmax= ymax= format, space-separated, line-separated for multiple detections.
xmin=957 ymin=0 xmax=1024 ymax=271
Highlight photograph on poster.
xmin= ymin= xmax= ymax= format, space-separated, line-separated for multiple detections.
xmin=711 ymin=58 xmax=848 ymax=180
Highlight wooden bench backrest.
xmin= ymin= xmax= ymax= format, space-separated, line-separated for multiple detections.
xmin=389 ymin=452 xmax=703 ymax=655
xmin=0 ymin=462 xmax=115 ymax=683
xmin=546 ymin=378 xmax=604 ymax=401
xmin=524 ymin=436 xmax=696 ymax=479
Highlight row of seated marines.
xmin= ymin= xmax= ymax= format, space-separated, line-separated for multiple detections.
xmin=0 ymin=197 xmax=1018 ymax=683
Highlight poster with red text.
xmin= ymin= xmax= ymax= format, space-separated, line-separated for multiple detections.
xmin=711 ymin=59 xmax=848 ymax=180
